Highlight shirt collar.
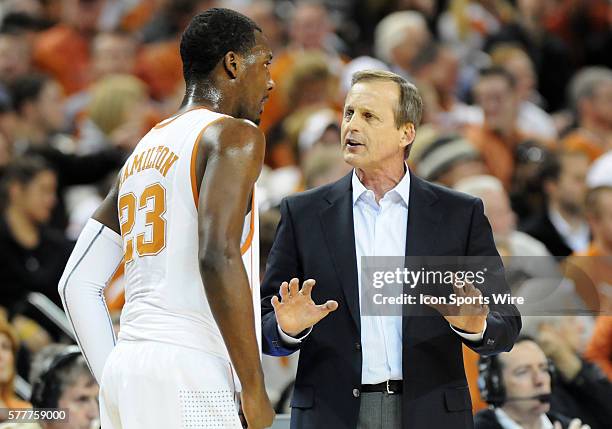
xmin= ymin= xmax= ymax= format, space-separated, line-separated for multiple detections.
xmin=352 ymin=164 xmax=411 ymax=207
xmin=494 ymin=408 xmax=554 ymax=429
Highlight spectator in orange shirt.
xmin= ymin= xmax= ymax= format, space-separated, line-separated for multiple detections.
xmin=466 ymin=66 xmax=549 ymax=190
xmin=0 ymin=319 xmax=31 ymax=411
xmin=258 ymin=2 xmax=343 ymax=134
xmin=562 ymin=67 xmax=612 ymax=163
xmin=584 ymin=316 xmax=612 ymax=380
xmin=134 ymin=0 xmax=211 ymax=102
xmin=64 ymin=30 xmax=139 ymax=129
xmin=33 ymin=0 xmax=106 ymax=95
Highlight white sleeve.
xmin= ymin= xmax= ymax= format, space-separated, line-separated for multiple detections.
xmin=58 ymin=218 xmax=123 ymax=384
xmin=277 ymin=324 xmax=312 ymax=345
xmin=450 ymin=320 xmax=487 ymax=342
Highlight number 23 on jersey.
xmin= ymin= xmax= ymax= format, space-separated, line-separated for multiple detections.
xmin=118 ymin=182 xmax=167 ymax=263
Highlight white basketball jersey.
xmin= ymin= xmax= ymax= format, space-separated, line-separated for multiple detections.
xmin=115 ymin=108 xmax=261 ymax=364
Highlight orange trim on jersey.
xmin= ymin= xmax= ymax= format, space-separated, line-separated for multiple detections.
xmin=240 ymin=189 xmax=255 ymax=255
xmin=153 ymin=106 xmax=208 ymax=130
xmin=106 ymin=260 xmax=125 ymax=312
xmin=190 ymin=117 xmax=226 ymax=208
xmin=190 ymin=132 xmax=202 ymax=207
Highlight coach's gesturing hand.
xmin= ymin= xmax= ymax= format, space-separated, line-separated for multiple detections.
xmin=272 ymin=278 xmax=338 ymax=337
xmin=424 ymin=281 xmax=489 ymax=334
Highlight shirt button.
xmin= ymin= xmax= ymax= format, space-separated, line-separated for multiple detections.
xmin=355 ymin=342 xmax=361 ymax=351
xmin=352 ymin=388 xmax=360 ymax=398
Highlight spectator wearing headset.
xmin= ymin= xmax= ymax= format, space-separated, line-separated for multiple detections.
xmin=475 ymin=336 xmax=588 ymax=429
xmin=520 ymin=317 xmax=612 ymax=429
xmin=29 ymin=345 xmax=99 ymax=429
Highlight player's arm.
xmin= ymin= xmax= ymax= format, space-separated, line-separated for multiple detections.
xmin=57 ymin=179 xmax=123 ymax=383
xmin=196 ymin=118 xmax=267 ymax=393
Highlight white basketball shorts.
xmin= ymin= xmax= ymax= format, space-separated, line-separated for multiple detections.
xmin=99 ymin=340 xmax=243 ymax=429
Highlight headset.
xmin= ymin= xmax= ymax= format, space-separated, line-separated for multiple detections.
xmin=30 ymin=345 xmax=83 ymax=408
xmin=478 ymin=353 xmax=555 ymax=407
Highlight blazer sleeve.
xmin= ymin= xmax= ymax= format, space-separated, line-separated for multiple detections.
xmin=463 ymin=198 xmax=522 ymax=356
xmin=260 ymin=197 xmax=305 ymax=357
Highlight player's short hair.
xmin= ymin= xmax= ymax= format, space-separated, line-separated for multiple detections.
xmin=180 ymin=8 xmax=262 ymax=84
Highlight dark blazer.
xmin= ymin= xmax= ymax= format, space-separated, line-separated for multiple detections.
xmin=261 ymin=172 xmax=522 ymax=429
xmin=520 ymin=211 xmax=573 ymax=260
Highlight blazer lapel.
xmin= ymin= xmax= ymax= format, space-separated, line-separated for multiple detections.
xmin=403 ymin=172 xmax=442 ymax=326
xmin=319 ymin=173 xmax=360 ymax=332
xmin=405 ymin=172 xmax=442 ymax=257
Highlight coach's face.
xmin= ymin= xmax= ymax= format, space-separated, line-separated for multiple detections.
xmin=237 ymin=31 xmax=275 ymax=124
xmin=341 ymin=80 xmax=411 ymax=171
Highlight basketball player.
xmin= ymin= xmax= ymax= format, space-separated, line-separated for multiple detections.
xmin=58 ymin=9 xmax=275 ymax=429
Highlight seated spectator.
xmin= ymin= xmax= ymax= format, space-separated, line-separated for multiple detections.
xmin=562 ymin=185 xmax=612 ymax=313
xmin=584 ymin=316 xmax=612 ymax=380
xmin=521 ymin=151 xmax=591 ymax=260
xmin=415 ymin=135 xmax=486 ymax=188
xmin=0 ymin=319 xmax=31 ymax=411
xmin=483 ymin=0 xmax=574 ymax=112
xmin=30 ymin=345 xmax=99 ymax=429
xmin=302 ymin=144 xmax=351 ymax=190
xmin=374 ymin=10 xmax=431 ymax=80
xmin=455 ymin=175 xmax=556 ymax=294
xmin=562 ymin=67 xmax=612 ymax=163
xmin=283 ymin=52 xmax=339 ymax=117
xmin=454 ymin=175 xmax=551 ymax=257
xmin=0 ymin=157 xmax=72 ymax=311
xmin=78 ymin=74 xmax=150 ymax=154
xmin=412 ymin=42 xmax=483 ymax=130
xmin=465 ymin=67 xmax=551 ymax=190
xmin=475 ymin=336 xmax=593 ymax=429
xmin=32 ymin=0 xmax=106 ymax=95
xmin=64 ymin=30 xmax=139 ymax=128
xmin=0 ymin=30 xmax=32 ymax=101
xmin=10 ymin=73 xmax=127 ymax=230
xmin=521 ymin=316 xmax=612 ymax=429
xmin=250 ymin=1 xmax=343 ymax=134
xmin=297 ymin=108 xmax=341 ymax=162
xmin=490 ymin=43 xmax=557 ymax=140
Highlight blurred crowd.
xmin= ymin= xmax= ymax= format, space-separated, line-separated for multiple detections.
xmin=0 ymin=0 xmax=610 ymax=427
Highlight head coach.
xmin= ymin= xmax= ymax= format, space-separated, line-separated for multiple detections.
xmin=260 ymin=70 xmax=522 ymax=429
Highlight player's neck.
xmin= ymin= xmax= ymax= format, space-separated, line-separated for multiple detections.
xmin=180 ymin=83 xmax=237 ymax=118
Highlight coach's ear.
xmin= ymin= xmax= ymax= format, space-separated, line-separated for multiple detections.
xmin=223 ymin=51 xmax=239 ymax=79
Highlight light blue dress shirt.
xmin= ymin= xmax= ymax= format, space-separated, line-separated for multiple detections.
xmin=352 ymin=168 xmax=409 ymax=384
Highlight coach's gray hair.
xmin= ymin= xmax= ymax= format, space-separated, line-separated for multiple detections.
xmin=351 ymin=70 xmax=423 ymax=159
xmin=351 ymin=70 xmax=423 ymax=129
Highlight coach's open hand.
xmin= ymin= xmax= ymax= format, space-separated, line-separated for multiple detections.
xmin=272 ymin=278 xmax=338 ymax=337
xmin=424 ymin=281 xmax=489 ymax=334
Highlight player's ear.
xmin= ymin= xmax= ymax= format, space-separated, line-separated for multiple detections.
xmin=223 ymin=51 xmax=239 ymax=79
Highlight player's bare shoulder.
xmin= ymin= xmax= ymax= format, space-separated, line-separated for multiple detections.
xmin=200 ymin=116 xmax=265 ymax=158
